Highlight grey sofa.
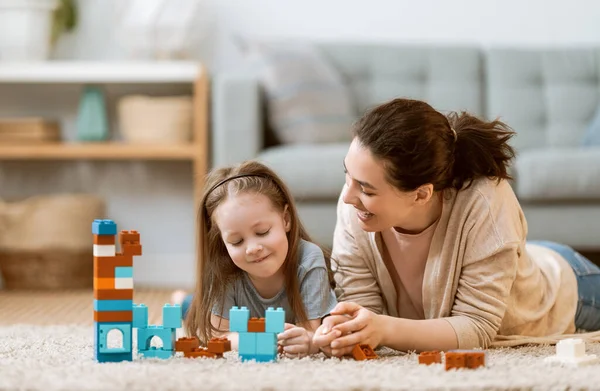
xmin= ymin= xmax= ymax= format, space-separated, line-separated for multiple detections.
xmin=212 ymin=44 xmax=600 ymax=250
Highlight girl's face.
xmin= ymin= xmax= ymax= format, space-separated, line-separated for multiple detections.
xmin=343 ymin=138 xmax=432 ymax=233
xmin=213 ymin=192 xmax=291 ymax=281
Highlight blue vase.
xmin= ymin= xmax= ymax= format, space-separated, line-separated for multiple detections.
xmin=76 ymin=86 xmax=109 ymax=142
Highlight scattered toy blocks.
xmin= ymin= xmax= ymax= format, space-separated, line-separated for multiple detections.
xmin=207 ymin=337 xmax=232 ymax=354
xmin=352 ymin=344 xmax=378 ymax=360
xmin=175 ymin=337 xmax=200 ymax=354
xmin=545 ymin=338 xmax=599 ymax=367
xmin=418 ymin=351 xmax=442 ymax=365
xmin=445 ymin=350 xmax=486 ymax=370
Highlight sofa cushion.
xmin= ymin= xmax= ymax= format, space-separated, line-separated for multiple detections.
xmin=258 ymin=143 xmax=349 ymax=200
xmin=242 ymin=42 xmax=356 ymax=145
xmin=514 ymin=148 xmax=600 ymax=201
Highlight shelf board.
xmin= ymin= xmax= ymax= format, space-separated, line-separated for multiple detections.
xmin=0 ymin=143 xmax=198 ymax=160
xmin=0 ymin=61 xmax=202 ymax=83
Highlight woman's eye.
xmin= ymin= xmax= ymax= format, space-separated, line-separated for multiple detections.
xmin=361 ymin=189 xmax=374 ymax=196
xmin=257 ymin=230 xmax=270 ymax=236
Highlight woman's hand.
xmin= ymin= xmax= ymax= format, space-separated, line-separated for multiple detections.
xmin=312 ymin=314 xmax=350 ymax=356
xmin=327 ymin=302 xmax=386 ymax=357
xmin=277 ymin=323 xmax=313 ymax=357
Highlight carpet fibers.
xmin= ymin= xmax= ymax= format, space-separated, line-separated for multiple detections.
xmin=1 ymin=325 xmax=600 ymax=391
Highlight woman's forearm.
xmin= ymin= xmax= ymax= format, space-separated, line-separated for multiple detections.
xmin=379 ymin=315 xmax=459 ymax=352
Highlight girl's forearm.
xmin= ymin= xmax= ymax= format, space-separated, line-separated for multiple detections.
xmin=307 ymin=331 xmax=321 ymax=355
xmin=379 ymin=315 xmax=459 ymax=352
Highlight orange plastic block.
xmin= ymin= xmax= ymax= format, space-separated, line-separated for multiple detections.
xmin=352 ymin=344 xmax=378 ymax=360
xmin=184 ymin=347 xmax=222 ymax=359
xmin=94 ymin=310 xmax=132 ymax=322
xmin=121 ymin=243 xmax=142 ymax=256
xmin=94 ymin=277 xmax=114 ymax=290
xmin=445 ymin=352 xmax=466 ymax=370
xmin=94 ymin=289 xmax=133 ymax=300
xmin=94 ymin=255 xmax=133 ymax=277
xmin=93 ymin=234 xmax=115 ymax=245
xmin=207 ymin=337 xmax=231 ymax=354
xmin=247 ymin=317 xmax=266 ymax=332
xmin=464 ymin=351 xmax=485 ymax=369
xmin=119 ymin=230 xmax=140 ymax=243
xmin=419 ymin=351 xmax=442 ymax=365
xmin=175 ymin=337 xmax=200 ymax=353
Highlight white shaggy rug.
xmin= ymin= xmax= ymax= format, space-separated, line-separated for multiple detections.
xmin=1 ymin=325 xmax=600 ymax=391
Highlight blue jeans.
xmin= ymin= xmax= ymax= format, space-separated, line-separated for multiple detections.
xmin=530 ymin=241 xmax=600 ymax=331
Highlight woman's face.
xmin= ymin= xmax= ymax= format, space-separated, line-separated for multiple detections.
xmin=343 ymin=138 xmax=428 ymax=233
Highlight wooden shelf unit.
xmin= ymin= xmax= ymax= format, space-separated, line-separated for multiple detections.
xmin=0 ymin=61 xmax=209 ymax=210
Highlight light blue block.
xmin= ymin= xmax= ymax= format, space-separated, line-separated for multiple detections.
xmin=253 ymin=354 xmax=277 ymax=363
xmin=238 ymin=332 xmax=256 ymax=357
xmin=256 ymin=332 xmax=277 ymax=356
xmin=162 ymin=304 xmax=182 ymax=329
xmin=96 ymin=322 xmax=132 ymax=354
xmin=92 ymin=219 xmax=117 ymax=235
xmin=137 ymin=325 xmax=176 ymax=351
xmin=114 ymin=266 xmax=133 ymax=278
xmin=265 ymin=307 xmax=285 ymax=333
xmin=133 ymin=304 xmax=148 ymax=329
xmin=139 ymin=347 xmax=175 ymax=359
xmin=229 ymin=306 xmax=250 ymax=332
xmin=94 ymin=299 xmax=133 ymax=312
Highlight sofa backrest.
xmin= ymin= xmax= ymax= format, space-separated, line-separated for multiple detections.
xmin=486 ymin=48 xmax=600 ymax=151
xmin=315 ymin=43 xmax=485 ymax=118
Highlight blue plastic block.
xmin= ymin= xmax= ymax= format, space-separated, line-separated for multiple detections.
xmin=95 ymin=322 xmax=132 ymax=355
xmin=256 ymin=332 xmax=277 ymax=357
xmin=138 ymin=347 xmax=175 ymax=359
xmin=92 ymin=219 xmax=117 ymax=235
xmin=94 ymin=299 xmax=133 ymax=312
xmin=229 ymin=306 xmax=250 ymax=332
xmin=96 ymin=351 xmax=132 ymax=363
xmin=114 ymin=266 xmax=133 ymax=278
xmin=238 ymin=332 xmax=257 ymax=357
xmin=253 ymin=354 xmax=277 ymax=363
xmin=265 ymin=307 xmax=285 ymax=333
xmin=133 ymin=304 xmax=148 ymax=329
xmin=137 ymin=326 xmax=176 ymax=351
xmin=162 ymin=304 xmax=182 ymax=329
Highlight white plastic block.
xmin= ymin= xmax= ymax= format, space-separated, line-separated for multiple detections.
xmin=93 ymin=245 xmax=116 ymax=257
xmin=115 ymin=277 xmax=133 ymax=289
xmin=545 ymin=338 xmax=599 ymax=367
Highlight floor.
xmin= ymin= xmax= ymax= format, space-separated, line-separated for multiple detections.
xmin=0 ymin=287 xmax=174 ymax=325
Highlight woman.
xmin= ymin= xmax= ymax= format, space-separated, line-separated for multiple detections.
xmin=312 ymin=98 xmax=600 ymax=357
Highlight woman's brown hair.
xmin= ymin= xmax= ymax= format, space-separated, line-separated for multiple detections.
xmin=353 ymin=98 xmax=516 ymax=192
xmin=185 ymin=160 xmax=333 ymax=343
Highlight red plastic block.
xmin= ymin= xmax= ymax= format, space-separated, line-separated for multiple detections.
xmin=94 ymin=255 xmax=133 ymax=277
xmin=94 ymin=289 xmax=133 ymax=300
xmin=175 ymin=337 xmax=200 ymax=353
xmin=93 ymin=234 xmax=116 ymax=245
xmin=121 ymin=243 xmax=142 ymax=256
xmin=352 ymin=344 xmax=378 ymax=360
xmin=184 ymin=347 xmax=222 ymax=359
xmin=207 ymin=337 xmax=231 ymax=354
xmin=94 ymin=310 xmax=132 ymax=322
xmin=445 ymin=352 xmax=466 ymax=370
xmin=247 ymin=317 xmax=266 ymax=332
xmin=418 ymin=351 xmax=442 ymax=365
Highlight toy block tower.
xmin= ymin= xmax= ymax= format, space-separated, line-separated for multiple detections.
xmin=230 ymin=306 xmax=284 ymax=362
xmin=92 ymin=219 xmax=142 ymax=363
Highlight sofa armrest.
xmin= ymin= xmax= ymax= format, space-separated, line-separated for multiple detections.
xmin=211 ymin=73 xmax=263 ymax=167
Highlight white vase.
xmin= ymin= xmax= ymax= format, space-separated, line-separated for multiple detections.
xmin=0 ymin=0 xmax=58 ymax=62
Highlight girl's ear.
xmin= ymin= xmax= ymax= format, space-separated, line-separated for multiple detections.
xmin=283 ymin=204 xmax=292 ymax=232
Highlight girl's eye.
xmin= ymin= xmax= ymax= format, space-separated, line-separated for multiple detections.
xmin=230 ymin=240 xmax=243 ymax=246
xmin=257 ymin=230 xmax=270 ymax=236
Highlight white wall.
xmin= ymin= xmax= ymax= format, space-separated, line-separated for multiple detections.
xmin=2 ymin=0 xmax=599 ymax=288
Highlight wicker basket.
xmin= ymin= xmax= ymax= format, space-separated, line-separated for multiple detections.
xmin=0 ymin=194 xmax=104 ymax=290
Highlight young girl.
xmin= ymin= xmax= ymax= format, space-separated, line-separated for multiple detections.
xmin=182 ymin=160 xmax=337 ymax=356
xmin=312 ymin=98 xmax=600 ymax=356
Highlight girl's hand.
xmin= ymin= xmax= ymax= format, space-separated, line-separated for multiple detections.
xmin=277 ymin=323 xmax=312 ymax=357
xmin=312 ymin=314 xmax=349 ymax=356
xmin=328 ymin=302 xmax=385 ymax=357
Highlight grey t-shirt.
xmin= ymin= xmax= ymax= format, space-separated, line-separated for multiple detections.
xmin=213 ymin=239 xmax=337 ymax=323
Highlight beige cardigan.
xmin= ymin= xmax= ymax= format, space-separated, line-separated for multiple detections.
xmin=332 ymin=178 xmax=580 ymax=349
